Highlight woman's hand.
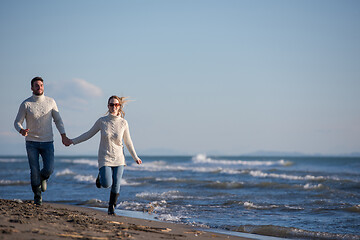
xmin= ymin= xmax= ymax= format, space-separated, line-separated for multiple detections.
xmin=135 ymin=158 xmax=142 ymax=165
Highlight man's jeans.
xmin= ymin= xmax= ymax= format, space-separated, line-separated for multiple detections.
xmin=26 ymin=141 xmax=54 ymax=187
xmin=99 ymin=166 xmax=124 ymax=194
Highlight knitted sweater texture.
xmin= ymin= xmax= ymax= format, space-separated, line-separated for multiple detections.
xmin=14 ymin=94 xmax=66 ymax=142
xmin=71 ymin=114 xmax=138 ymax=168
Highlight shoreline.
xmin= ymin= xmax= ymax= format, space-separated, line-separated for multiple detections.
xmin=0 ymin=199 xmax=256 ymax=240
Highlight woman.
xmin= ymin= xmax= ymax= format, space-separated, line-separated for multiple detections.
xmin=70 ymin=95 xmax=142 ymax=215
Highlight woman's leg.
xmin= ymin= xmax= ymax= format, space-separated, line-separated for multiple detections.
xmin=108 ymin=166 xmax=124 ymax=215
xmin=99 ymin=166 xmax=112 ymax=188
xmin=111 ymin=166 xmax=124 ymax=194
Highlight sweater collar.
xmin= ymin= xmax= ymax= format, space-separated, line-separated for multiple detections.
xmin=108 ymin=113 xmax=121 ymax=119
xmin=32 ymin=94 xmax=45 ymax=102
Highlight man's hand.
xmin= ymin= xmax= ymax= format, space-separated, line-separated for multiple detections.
xmin=20 ymin=129 xmax=29 ymax=137
xmin=61 ymin=134 xmax=73 ymax=147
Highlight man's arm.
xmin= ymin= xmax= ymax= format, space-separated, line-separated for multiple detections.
xmin=14 ymin=103 xmax=27 ymax=135
xmin=51 ymin=100 xmax=70 ymax=146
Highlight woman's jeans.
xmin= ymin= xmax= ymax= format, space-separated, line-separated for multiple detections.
xmin=99 ymin=166 xmax=124 ymax=194
xmin=26 ymin=141 xmax=54 ymax=187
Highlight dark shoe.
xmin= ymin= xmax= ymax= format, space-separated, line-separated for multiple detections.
xmin=95 ymin=174 xmax=101 ymax=188
xmin=108 ymin=191 xmax=119 ymax=215
xmin=32 ymin=185 xmax=42 ymax=205
xmin=40 ymin=176 xmax=47 ymax=192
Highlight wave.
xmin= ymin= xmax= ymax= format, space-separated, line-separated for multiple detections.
xmin=303 ymin=183 xmax=324 ymax=190
xmin=205 ymin=181 xmax=245 ymax=189
xmin=344 ymin=205 xmax=360 ymax=213
xmin=242 ymin=201 xmax=304 ymax=211
xmin=127 ymin=161 xmax=188 ymax=172
xmin=60 ymin=159 xmax=98 ymax=167
xmin=55 ymin=168 xmax=76 ymax=176
xmin=156 ymin=214 xmax=183 ymax=222
xmin=73 ymin=174 xmax=96 ymax=183
xmin=82 ymin=198 xmax=107 ymax=208
xmin=72 ymin=174 xmax=135 ymax=186
xmin=243 ymin=201 xmax=279 ymax=210
xmin=249 ymin=170 xmax=328 ymax=181
xmin=231 ymin=224 xmax=360 ymax=240
xmin=119 ymin=201 xmax=144 ymax=211
xmin=136 ymin=190 xmax=193 ymax=200
xmin=121 ymin=179 xmax=142 ymax=186
xmin=0 ymin=158 xmax=27 ymax=163
xmin=127 ymin=162 xmax=223 ymax=174
xmin=222 ymin=200 xmax=304 ymax=210
xmin=0 ymin=179 xmax=29 ymax=186
xmin=192 ymin=154 xmax=293 ymax=166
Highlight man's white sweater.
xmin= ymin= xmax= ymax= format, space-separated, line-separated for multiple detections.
xmin=71 ymin=114 xmax=139 ymax=168
xmin=14 ymin=94 xmax=66 ymax=142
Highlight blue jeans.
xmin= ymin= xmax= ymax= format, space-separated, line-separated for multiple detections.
xmin=99 ymin=166 xmax=124 ymax=194
xmin=26 ymin=141 xmax=54 ymax=187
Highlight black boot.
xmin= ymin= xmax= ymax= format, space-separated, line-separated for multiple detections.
xmin=95 ymin=174 xmax=101 ymax=188
xmin=108 ymin=191 xmax=119 ymax=215
xmin=32 ymin=185 xmax=42 ymax=205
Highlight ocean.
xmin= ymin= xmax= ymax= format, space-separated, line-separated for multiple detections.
xmin=0 ymin=154 xmax=359 ymax=239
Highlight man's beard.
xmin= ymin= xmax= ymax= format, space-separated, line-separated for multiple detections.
xmin=33 ymin=90 xmax=44 ymax=96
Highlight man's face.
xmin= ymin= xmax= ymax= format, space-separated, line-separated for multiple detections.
xmin=31 ymin=80 xmax=44 ymax=96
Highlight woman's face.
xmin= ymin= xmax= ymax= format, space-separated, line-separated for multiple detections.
xmin=108 ymin=98 xmax=120 ymax=115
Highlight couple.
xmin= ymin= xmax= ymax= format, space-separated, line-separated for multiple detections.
xmin=14 ymin=77 xmax=142 ymax=215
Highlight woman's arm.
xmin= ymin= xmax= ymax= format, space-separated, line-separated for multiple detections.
xmin=123 ymin=121 xmax=142 ymax=164
xmin=71 ymin=119 xmax=101 ymax=145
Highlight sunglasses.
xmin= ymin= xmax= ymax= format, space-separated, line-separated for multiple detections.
xmin=108 ymin=103 xmax=120 ymax=107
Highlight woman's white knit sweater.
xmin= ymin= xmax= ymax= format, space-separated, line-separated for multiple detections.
xmin=71 ymin=114 xmax=139 ymax=168
xmin=14 ymin=94 xmax=66 ymax=142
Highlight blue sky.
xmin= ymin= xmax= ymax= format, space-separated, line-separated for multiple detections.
xmin=0 ymin=0 xmax=359 ymax=156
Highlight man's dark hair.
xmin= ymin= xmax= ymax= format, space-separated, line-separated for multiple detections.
xmin=31 ymin=77 xmax=44 ymax=87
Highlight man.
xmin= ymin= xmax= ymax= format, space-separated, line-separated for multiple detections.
xmin=14 ymin=77 xmax=72 ymax=205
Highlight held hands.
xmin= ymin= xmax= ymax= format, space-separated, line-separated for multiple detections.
xmin=20 ymin=130 xmax=73 ymax=146
xmin=61 ymin=134 xmax=73 ymax=147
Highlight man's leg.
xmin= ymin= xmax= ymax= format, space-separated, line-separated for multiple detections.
xmin=26 ymin=141 xmax=42 ymax=205
xmin=39 ymin=142 xmax=54 ymax=192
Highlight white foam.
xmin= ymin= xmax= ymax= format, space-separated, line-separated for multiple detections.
xmin=136 ymin=190 xmax=190 ymax=200
xmin=0 ymin=179 xmax=29 ymax=185
xmin=121 ymin=178 xmax=141 ymax=186
xmin=74 ymin=174 xmax=96 ymax=183
xmin=128 ymin=162 xmax=187 ymax=172
xmin=303 ymin=183 xmax=323 ymax=189
xmin=155 ymin=177 xmax=178 ymax=182
xmin=192 ymin=154 xmax=292 ymax=166
xmin=84 ymin=198 xmax=107 ymax=207
xmin=0 ymin=159 xmax=26 ymax=163
xmin=119 ymin=201 xmax=144 ymax=211
xmin=146 ymin=200 xmax=168 ymax=213
xmin=55 ymin=168 xmax=75 ymax=176
xmin=249 ymin=170 xmax=326 ymax=181
xmin=61 ymin=159 xmax=98 ymax=167
xmin=156 ymin=214 xmax=183 ymax=222
xmin=243 ymin=201 xmax=279 ymax=209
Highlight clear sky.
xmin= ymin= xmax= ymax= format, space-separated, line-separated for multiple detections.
xmin=1 ymin=0 xmax=359 ymax=156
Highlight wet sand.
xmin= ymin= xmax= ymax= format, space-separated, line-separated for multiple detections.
xmin=0 ymin=199 xmax=253 ymax=240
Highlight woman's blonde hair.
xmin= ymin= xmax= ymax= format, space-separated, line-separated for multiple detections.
xmin=107 ymin=95 xmax=129 ymax=118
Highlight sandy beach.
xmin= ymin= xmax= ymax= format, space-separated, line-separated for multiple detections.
xmin=0 ymin=199 xmax=253 ymax=240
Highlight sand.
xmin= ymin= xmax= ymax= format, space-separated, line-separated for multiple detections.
xmin=0 ymin=199 xmax=253 ymax=240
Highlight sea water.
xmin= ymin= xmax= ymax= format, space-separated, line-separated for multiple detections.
xmin=0 ymin=154 xmax=359 ymax=239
